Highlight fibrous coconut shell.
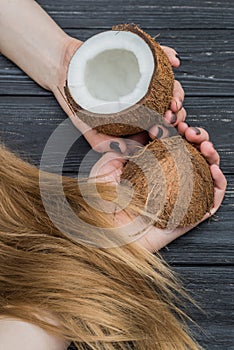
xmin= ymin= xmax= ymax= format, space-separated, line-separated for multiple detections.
xmin=64 ymin=24 xmax=174 ymax=136
xmin=112 ymin=24 xmax=174 ymax=117
xmin=121 ymin=135 xmax=214 ymax=229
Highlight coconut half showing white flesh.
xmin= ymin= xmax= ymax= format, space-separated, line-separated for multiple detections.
xmin=65 ymin=24 xmax=174 ymax=136
xmin=67 ymin=30 xmax=155 ymax=114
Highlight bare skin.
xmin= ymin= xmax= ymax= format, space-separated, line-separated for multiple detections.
xmin=0 ymin=1 xmax=226 ymax=349
xmin=0 ymin=319 xmax=69 ymax=350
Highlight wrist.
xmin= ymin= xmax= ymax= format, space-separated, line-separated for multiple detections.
xmin=50 ymin=36 xmax=83 ymax=93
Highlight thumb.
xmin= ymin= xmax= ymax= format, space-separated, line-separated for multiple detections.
xmin=84 ymin=129 xmax=127 ymax=153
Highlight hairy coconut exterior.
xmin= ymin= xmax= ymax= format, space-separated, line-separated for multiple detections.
xmin=121 ymin=135 xmax=214 ymax=229
xmin=64 ymin=24 xmax=174 ymax=136
xmin=113 ymin=24 xmax=174 ymax=117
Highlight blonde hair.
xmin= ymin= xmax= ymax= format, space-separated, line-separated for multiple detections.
xmin=0 ymin=144 xmax=201 ymax=349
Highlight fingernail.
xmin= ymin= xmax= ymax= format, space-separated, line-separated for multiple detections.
xmin=170 ymin=113 xmax=177 ymax=124
xmin=191 ymin=127 xmax=201 ymax=135
xmin=176 ymin=53 xmax=181 ymax=61
xmin=110 ymin=141 xmax=122 ymax=152
xmin=157 ymin=127 xmax=163 ymax=139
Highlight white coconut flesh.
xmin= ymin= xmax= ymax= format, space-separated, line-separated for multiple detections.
xmin=67 ymin=31 xmax=155 ymax=114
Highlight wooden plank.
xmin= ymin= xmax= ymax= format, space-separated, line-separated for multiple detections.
xmin=36 ymin=0 xmax=234 ymax=29
xmin=175 ymin=266 xmax=234 ymax=350
xmin=183 ymin=98 xmax=234 ymax=174
xmin=1 ymin=29 xmax=234 ymax=96
xmin=161 ymin=202 xmax=234 ymax=265
xmin=68 ymin=267 xmax=234 ymax=350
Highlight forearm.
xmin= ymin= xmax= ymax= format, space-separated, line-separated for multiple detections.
xmin=0 ymin=0 xmax=81 ymax=90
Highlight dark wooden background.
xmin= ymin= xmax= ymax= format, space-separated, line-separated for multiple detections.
xmin=0 ymin=1 xmax=233 ymax=349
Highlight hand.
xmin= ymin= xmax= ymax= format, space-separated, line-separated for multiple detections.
xmin=54 ymin=41 xmax=185 ymax=153
xmin=0 ymin=1 xmax=185 ymax=153
xmin=136 ymin=123 xmax=227 ymax=252
xmin=89 ymin=123 xmax=227 ymax=252
xmin=160 ymin=46 xmax=186 ymax=126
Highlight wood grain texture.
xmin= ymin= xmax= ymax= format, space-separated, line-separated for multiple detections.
xmin=173 ymin=267 xmax=234 ymax=350
xmin=1 ymin=29 xmax=234 ymax=96
xmin=36 ymin=0 xmax=234 ymax=29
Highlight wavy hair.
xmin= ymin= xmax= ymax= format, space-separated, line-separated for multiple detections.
xmin=0 ymin=144 xmax=201 ymax=350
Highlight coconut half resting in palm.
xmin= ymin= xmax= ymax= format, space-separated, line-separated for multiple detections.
xmin=65 ymin=23 xmax=174 ymax=136
xmin=65 ymin=23 xmax=214 ymax=228
xmin=121 ymin=136 xmax=214 ymax=229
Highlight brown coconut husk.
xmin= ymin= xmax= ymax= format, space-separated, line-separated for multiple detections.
xmin=121 ymin=135 xmax=214 ymax=229
xmin=112 ymin=23 xmax=174 ymax=117
xmin=64 ymin=24 xmax=174 ymax=136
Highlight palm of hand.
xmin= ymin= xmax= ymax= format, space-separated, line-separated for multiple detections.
xmin=89 ymin=153 xmax=125 ymax=184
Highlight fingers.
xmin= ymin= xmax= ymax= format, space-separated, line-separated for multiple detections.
xmin=177 ymin=121 xmax=189 ymax=135
xmin=161 ymin=47 xmax=185 ymax=126
xmin=178 ymin=123 xmax=220 ymax=165
xmin=178 ymin=122 xmax=209 ymax=143
xmin=164 ymin=108 xmax=187 ymax=126
xmin=211 ymin=164 xmax=227 ymax=191
xmin=170 ymin=80 xmax=184 ymax=112
xmin=197 ymin=164 xmax=226 ymax=223
xmin=200 ymin=141 xmax=220 ymax=166
xmin=164 ymin=80 xmax=186 ymax=126
xmin=82 ymin=128 xmax=127 ymax=154
xmin=150 ymin=121 xmax=221 ymax=168
xmin=161 ymin=45 xmax=180 ymax=68
xmin=72 ymin=123 xmax=127 ymax=153
xmin=148 ymin=124 xmax=177 ymax=140
xmin=161 ymin=48 xmax=184 ymax=124
xmin=177 ymin=123 xmax=225 ymax=217
xmin=210 ymin=164 xmax=227 ymax=215
xmin=184 ymin=125 xmax=210 ymax=145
